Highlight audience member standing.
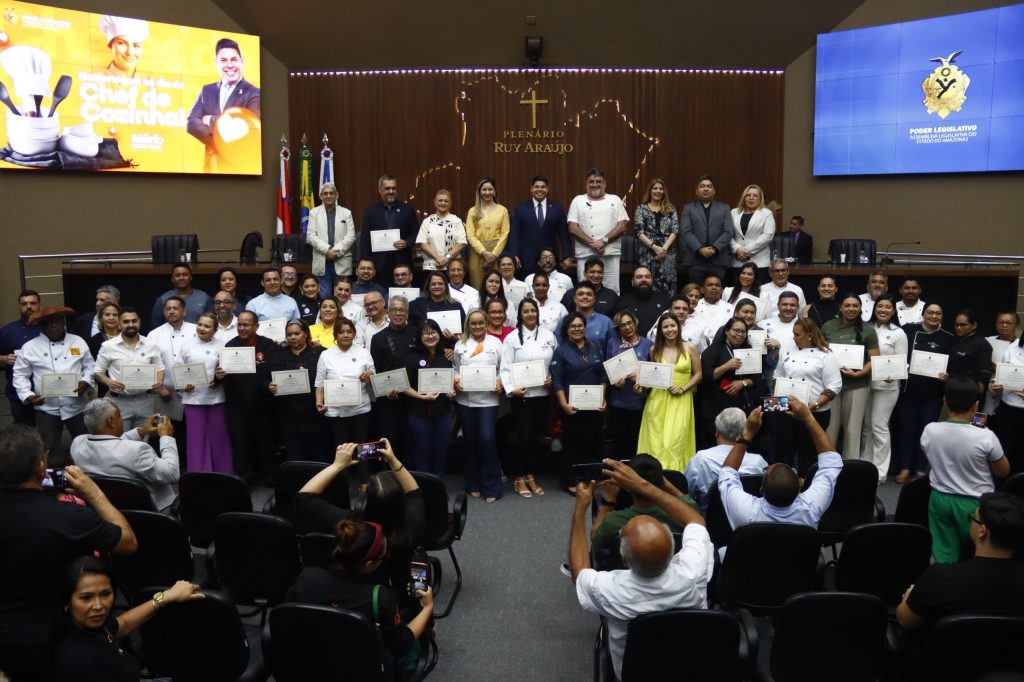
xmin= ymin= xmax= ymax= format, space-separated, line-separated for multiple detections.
xmin=403 ymin=320 xmax=456 ymax=476
xmin=151 ymin=263 xmax=212 ymax=327
xmin=605 ymin=310 xmax=652 ymax=458
xmin=509 ymin=175 xmax=571 ymax=276
xmin=359 ymin=174 xmax=419 ymax=287
xmin=148 ymin=296 xmax=197 ymax=461
xmin=94 ymin=308 xmax=165 ymax=431
xmin=246 ymin=266 xmax=301 ymax=322
xmin=948 ymin=309 xmax=994 ymax=392
xmin=315 ymin=317 xmax=375 ymax=448
xmin=446 ymin=258 xmax=480 ymax=315
xmin=87 ymin=301 xmax=122 ymax=361
xmin=416 ymin=189 xmax=467 ymax=274
xmin=992 ymin=331 xmax=1024 ymax=472
xmin=861 ymin=294 xmax=907 ymax=483
xmin=803 ymin=275 xmax=839 ymax=328
xmin=633 ymin=178 xmax=679 ymax=295
xmin=614 ymin=266 xmax=670 ymax=337
xmin=761 ymin=258 xmax=806 ymax=316
xmin=567 ymin=168 xmax=629 ymax=293
xmin=729 ymin=184 xmax=776 ymax=281
xmin=531 ymin=272 xmax=568 ymax=335
xmin=561 ymin=258 xmax=619 ymax=316
xmin=307 ymin=181 xmax=356 ymax=298
xmin=896 ymin=276 xmax=926 ymax=325
xmin=369 ymin=296 xmax=419 ymax=460
xmin=178 ymin=313 xmax=231 ymax=473
xmin=70 ymin=285 xmax=119 ymax=340
xmin=268 ymin=320 xmax=326 ymax=461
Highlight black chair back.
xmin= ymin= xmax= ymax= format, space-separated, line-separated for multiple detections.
xmin=1001 ymin=472 xmax=1024 ymax=499
xmin=924 ymin=615 xmax=1024 ymax=682
xmin=113 ymin=510 xmax=194 ymax=602
xmin=137 ymin=588 xmax=264 ymax=682
xmin=263 ymin=603 xmax=388 ymax=682
xmin=212 ymin=512 xmax=303 ymax=608
xmin=178 ymin=471 xmax=252 ymax=548
xmin=893 ymin=474 xmax=931 ymax=526
xmin=663 ymin=469 xmax=688 ymax=495
xmin=151 ymin=234 xmax=199 ymax=264
xmin=269 ymin=461 xmax=350 ymax=534
xmin=769 ymin=592 xmax=888 ymax=682
xmin=705 ymin=474 xmax=763 ymax=548
xmin=835 ymin=523 xmax=931 ymax=606
xmin=827 ymin=238 xmax=876 ymax=266
xmin=771 ymin=233 xmax=796 ymax=261
xmin=271 ymin=234 xmax=313 ymax=264
xmin=718 ymin=523 xmax=821 ymax=613
xmin=240 ymin=230 xmax=263 ymax=264
xmin=90 ymin=475 xmax=157 ymax=512
xmin=803 ymin=459 xmax=881 ymax=544
xmin=411 ymin=471 xmax=465 ymax=549
xmin=297 ymin=532 xmax=336 ymax=569
xmin=620 ymin=609 xmax=744 ymax=682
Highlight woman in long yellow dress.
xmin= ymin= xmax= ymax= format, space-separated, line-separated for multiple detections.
xmin=465 ymin=178 xmax=510 ymax=289
xmin=636 ymin=312 xmax=702 ymax=471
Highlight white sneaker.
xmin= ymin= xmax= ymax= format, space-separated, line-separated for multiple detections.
xmin=551 ymin=438 xmax=563 ymax=452
xmin=560 ymin=562 xmax=571 ymax=577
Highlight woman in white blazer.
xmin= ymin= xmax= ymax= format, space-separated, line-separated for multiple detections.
xmin=729 ymin=184 xmax=776 ymax=274
xmin=307 ymin=182 xmax=356 ymax=298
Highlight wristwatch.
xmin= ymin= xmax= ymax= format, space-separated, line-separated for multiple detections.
xmin=601 ymin=237 xmax=609 ymax=245
xmin=151 ymin=591 xmax=165 ymax=609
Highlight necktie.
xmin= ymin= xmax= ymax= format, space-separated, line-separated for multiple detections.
xmin=536 ymin=201 xmax=545 ymax=226
xmin=219 ymin=83 xmax=232 ymax=112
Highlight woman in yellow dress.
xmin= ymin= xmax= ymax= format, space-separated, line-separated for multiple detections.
xmin=635 ymin=312 xmax=702 ymax=471
xmin=465 ymin=178 xmax=510 ymax=289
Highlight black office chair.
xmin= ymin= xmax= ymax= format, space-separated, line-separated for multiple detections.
xmin=834 ymin=523 xmax=931 ymax=607
xmin=263 ymin=603 xmax=433 ymax=682
xmin=240 ymin=230 xmax=263 ymax=264
xmin=209 ymin=512 xmax=303 ymax=624
xmin=770 ymin=234 xmax=796 ymax=262
xmin=113 ymin=510 xmax=195 ymax=603
xmin=178 ymin=471 xmax=253 ymax=549
xmin=892 ymin=474 xmax=931 ymax=527
xmin=705 ymin=474 xmax=764 ymax=548
xmin=89 ymin=475 xmax=157 ymax=512
xmin=151 ymin=234 xmax=199 ymax=264
xmin=137 ymin=587 xmax=268 ymax=682
xmin=1001 ymin=471 xmax=1024 ymax=499
xmin=263 ymin=461 xmax=351 ymax=534
xmin=411 ymin=471 xmax=467 ymax=619
xmin=595 ymin=608 xmax=749 ymax=682
xmin=802 ymin=459 xmax=886 ymax=559
xmin=760 ymin=592 xmax=888 ymax=682
xmin=297 ymin=532 xmax=336 ymax=569
xmin=922 ymin=615 xmax=1024 ymax=682
xmin=619 ymin=234 xmax=637 ymax=266
xmin=717 ymin=523 xmax=821 ymax=615
xmin=827 ymin=238 xmax=876 ymax=267
xmin=663 ymin=469 xmax=689 ymax=495
xmin=271 ymin=234 xmax=313 ymax=264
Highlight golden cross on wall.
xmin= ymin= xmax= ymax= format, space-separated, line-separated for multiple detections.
xmin=519 ymin=89 xmax=548 ymax=129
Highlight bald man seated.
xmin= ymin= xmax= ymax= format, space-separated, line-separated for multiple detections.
xmin=570 ymin=458 xmax=713 ymax=680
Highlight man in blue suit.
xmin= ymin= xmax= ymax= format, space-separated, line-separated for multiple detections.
xmin=358 ymin=175 xmax=420 ymax=287
xmin=508 ymin=176 xmax=572 ymax=277
xmin=186 ymin=38 xmax=261 ymax=172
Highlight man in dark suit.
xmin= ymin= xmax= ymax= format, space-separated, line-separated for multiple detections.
xmin=508 ymin=175 xmax=572 ymax=276
xmin=70 ymin=285 xmax=120 ymax=340
xmin=358 ymin=174 xmax=420 ymax=287
xmin=788 ymin=215 xmax=814 ymax=265
xmin=186 ymin=38 xmax=261 ymax=172
xmin=680 ymin=174 xmax=733 ymax=284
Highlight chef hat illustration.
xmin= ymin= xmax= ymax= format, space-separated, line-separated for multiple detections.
xmin=98 ymin=15 xmax=150 ymax=45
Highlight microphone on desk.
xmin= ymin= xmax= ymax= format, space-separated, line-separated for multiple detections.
xmin=882 ymin=241 xmax=922 ymax=265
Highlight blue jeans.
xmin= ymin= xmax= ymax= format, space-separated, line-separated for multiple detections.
xmin=408 ymin=412 xmax=453 ymax=476
xmin=457 ymin=403 xmax=501 ymax=499
xmin=316 ymin=269 xmax=338 ymax=300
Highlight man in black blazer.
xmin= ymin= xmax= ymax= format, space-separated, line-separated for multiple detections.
xmin=186 ymin=38 xmax=261 ymax=172
xmin=358 ymin=175 xmax=419 ymax=287
xmin=508 ymin=176 xmax=572 ymax=276
xmin=680 ymin=175 xmax=733 ymax=285
xmin=788 ymin=215 xmax=814 ymax=265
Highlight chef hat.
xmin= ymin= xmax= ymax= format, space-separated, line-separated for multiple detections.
xmin=98 ymin=16 xmax=149 ymax=44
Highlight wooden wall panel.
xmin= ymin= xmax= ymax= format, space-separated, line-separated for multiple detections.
xmin=288 ymin=69 xmax=783 ymax=227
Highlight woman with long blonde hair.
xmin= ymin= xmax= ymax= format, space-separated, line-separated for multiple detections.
xmin=633 ymin=177 xmax=679 ymax=295
xmin=465 ymin=178 xmax=510 ymax=289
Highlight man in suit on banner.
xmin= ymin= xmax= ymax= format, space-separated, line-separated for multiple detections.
xmin=186 ymin=38 xmax=261 ymax=172
xmin=681 ymin=174 xmax=733 ymax=284
xmin=509 ymin=175 xmax=572 ymax=277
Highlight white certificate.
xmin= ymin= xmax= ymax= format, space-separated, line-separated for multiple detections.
xmin=831 ymin=343 xmax=865 ymax=370
xmin=506 ymin=284 xmax=529 ymax=308
xmin=323 ymin=379 xmax=361 ymax=405
xmin=460 ymin=364 xmax=497 ymax=392
xmin=636 ymin=361 xmax=673 ymax=389
xmin=121 ymin=364 xmax=158 ymax=390
xmin=260 ymin=318 xmax=287 ymax=343
xmin=39 ymin=373 xmax=79 ymax=398
xmin=418 ymin=368 xmax=454 ymax=394
xmin=871 ymin=355 xmax=908 ymax=382
xmin=370 ymin=229 xmax=401 ymax=252
xmin=909 ymin=350 xmax=949 ymax=379
xmin=603 ymin=348 xmax=639 ymax=385
xmin=272 ymin=370 xmax=311 ymax=396
xmin=568 ymin=385 xmax=603 ymax=411
xmin=548 ymin=286 xmax=567 ymax=304
xmin=510 ymin=360 xmax=546 ymax=389
xmin=427 ymin=310 xmax=463 ymax=335
xmin=350 ymin=294 xmax=366 ymax=307
xmin=733 ymin=348 xmax=763 ymax=375
xmin=747 ymin=329 xmax=768 ymax=354
xmin=774 ymin=377 xmax=811 ymax=404
xmin=389 ymin=287 xmax=420 ymax=302
xmin=171 ymin=363 xmax=209 ymax=390
xmin=995 ymin=363 xmax=1024 ymax=391
xmin=370 ymin=369 xmax=410 ymax=398
xmin=219 ymin=347 xmax=256 ymax=374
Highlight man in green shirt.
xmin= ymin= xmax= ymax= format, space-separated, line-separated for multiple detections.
xmin=591 ymin=454 xmax=698 ymax=558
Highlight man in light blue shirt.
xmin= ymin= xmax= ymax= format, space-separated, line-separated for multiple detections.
xmin=686 ymin=407 xmax=768 ymax=515
xmin=245 ymin=267 xmax=300 ymax=322
xmin=718 ymin=397 xmax=842 ymax=530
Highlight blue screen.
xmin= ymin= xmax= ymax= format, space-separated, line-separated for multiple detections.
xmin=813 ymin=3 xmax=1024 ymax=175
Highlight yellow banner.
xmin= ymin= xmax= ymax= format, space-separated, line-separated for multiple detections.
xmin=0 ymin=1 xmax=261 ymax=174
